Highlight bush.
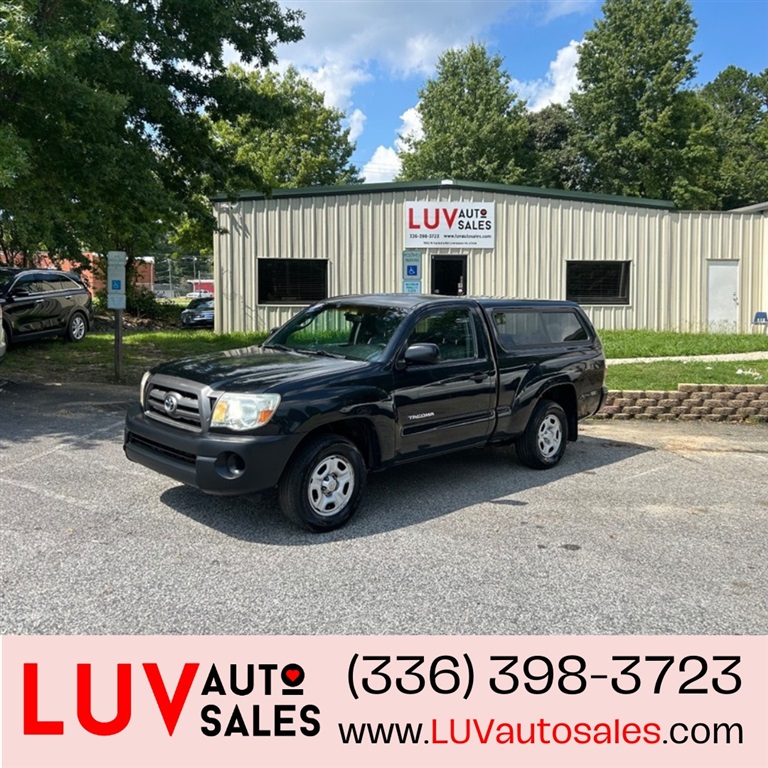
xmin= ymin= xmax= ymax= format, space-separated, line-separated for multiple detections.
xmin=93 ymin=286 xmax=180 ymax=325
xmin=127 ymin=286 xmax=162 ymax=318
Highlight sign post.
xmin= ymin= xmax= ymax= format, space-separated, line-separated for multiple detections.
xmin=107 ymin=251 xmax=127 ymax=381
xmin=402 ymin=249 xmax=423 ymax=294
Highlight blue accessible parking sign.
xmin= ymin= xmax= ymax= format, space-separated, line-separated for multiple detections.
xmin=402 ymin=250 xmax=422 ymax=281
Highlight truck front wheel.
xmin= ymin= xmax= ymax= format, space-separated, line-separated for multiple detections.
xmin=278 ymin=435 xmax=367 ymax=532
xmin=516 ymin=399 xmax=567 ymax=469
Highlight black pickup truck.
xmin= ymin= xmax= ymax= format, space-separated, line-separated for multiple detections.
xmin=124 ymin=294 xmax=606 ymax=531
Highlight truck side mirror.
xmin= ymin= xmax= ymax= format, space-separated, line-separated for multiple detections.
xmin=402 ymin=343 xmax=440 ymax=366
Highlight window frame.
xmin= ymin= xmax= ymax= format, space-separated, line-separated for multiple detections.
xmin=565 ymin=260 xmax=631 ymax=306
xmin=257 ymin=258 xmax=329 ymax=305
xmin=492 ymin=309 xmax=592 ymax=350
xmin=402 ymin=306 xmax=483 ymax=365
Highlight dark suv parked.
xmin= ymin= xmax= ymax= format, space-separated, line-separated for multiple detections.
xmin=0 ymin=268 xmax=94 ymax=346
xmin=0 ymin=303 xmax=6 ymax=361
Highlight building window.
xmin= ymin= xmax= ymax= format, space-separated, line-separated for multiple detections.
xmin=566 ymin=261 xmax=630 ymax=305
xmin=258 ymin=259 xmax=328 ymax=304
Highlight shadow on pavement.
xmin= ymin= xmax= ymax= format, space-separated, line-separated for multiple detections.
xmin=159 ymin=435 xmax=651 ymax=544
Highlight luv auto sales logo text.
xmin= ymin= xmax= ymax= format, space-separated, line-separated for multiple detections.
xmin=22 ymin=661 xmax=321 ymax=738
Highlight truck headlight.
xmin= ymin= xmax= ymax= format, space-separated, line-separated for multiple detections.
xmin=210 ymin=393 xmax=281 ymax=431
xmin=139 ymin=371 xmax=151 ymax=409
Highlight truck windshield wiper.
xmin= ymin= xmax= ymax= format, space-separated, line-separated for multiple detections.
xmin=264 ymin=343 xmax=345 ymax=359
xmin=294 ymin=348 xmax=346 ymax=359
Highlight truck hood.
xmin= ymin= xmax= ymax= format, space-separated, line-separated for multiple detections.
xmin=151 ymin=345 xmax=371 ymax=392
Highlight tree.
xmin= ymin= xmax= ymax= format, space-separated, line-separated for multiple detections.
xmin=522 ymin=104 xmax=585 ymax=190
xmin=212 ymin=66 xmax=361 ymax=190
xmin=169 ymin=65 xmax=360 ymax=255
xmin=397 ymin=43 xmax=529 ymax=184
xmin=570 ymin=0 xmax=718 ymax=208
xmin=700 ymin=66 xmax=768 ymax=209
xmin=0 ymin=1 xmax=304 ymax=266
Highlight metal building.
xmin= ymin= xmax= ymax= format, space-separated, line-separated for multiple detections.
xmin=212 ymin=180 xmax=768 ymax=335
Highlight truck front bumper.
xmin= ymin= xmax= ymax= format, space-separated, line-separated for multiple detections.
xmin=124 ymin=403 xmax=302 ymax=495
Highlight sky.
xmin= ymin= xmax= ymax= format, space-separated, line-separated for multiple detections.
xmin=271 ymin=0 xmax=768 ymax=183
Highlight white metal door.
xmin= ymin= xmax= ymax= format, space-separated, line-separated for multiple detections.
xmin=707 ymin=260 xmax=739 ymax=332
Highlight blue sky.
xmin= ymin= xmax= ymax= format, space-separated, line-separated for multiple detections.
xmin=273 ymin=0 xmax=768 ymax=182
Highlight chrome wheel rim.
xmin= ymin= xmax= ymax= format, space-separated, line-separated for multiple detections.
xmin=71 ymin=315 xmax=86 ymax=340
xmin=307 ymin=454 xmax=355 ymax=516
xmin=537 ymin=414 xmax=563 ymax=458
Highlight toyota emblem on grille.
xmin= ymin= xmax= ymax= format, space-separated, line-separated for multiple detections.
xmin=164 ymin=393 xmax=180 ymax=416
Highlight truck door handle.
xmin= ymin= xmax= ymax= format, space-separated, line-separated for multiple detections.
xmin=472 ymin=372 xmax=489 ymax=383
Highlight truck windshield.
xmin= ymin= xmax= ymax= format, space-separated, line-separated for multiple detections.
xmin=264 ymin=304 xmax=409 ymax=362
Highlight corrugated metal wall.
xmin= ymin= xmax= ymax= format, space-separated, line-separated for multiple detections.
xmin=214 ymin=189 xmax=766 ymax=334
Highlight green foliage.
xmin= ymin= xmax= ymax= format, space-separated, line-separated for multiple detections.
xmin=212 ymin=66 xmax=361 ymax=190
xmin=571 ymin=0 xmax=718 ymax=208
xmin=169 ymin=65 xmax=361 ymax=255
xmin=398 ymin=43 xmax=529 ymax=183
xmin=0 ymin=0 xmax=304 ymax=264
xmin=126 ymin=286 xmax=166 ymax=320
xmin=699 ymin=66 xmax=768 ymax=209
xmin=522 ymin=105 xmax=585 ymax=190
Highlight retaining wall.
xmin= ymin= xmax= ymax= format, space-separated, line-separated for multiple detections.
xmin=594 ymin=384 xmax=768 ymax=422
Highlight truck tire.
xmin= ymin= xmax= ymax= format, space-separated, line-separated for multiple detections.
xmin=278 ymin=435 xmax=366 ymax=532
xmin=516 ymin=399 xmax=567 ymax=469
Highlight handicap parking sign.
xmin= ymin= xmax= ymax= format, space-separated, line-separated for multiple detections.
xmin=402 ymin=250 xmax=422 ymax=280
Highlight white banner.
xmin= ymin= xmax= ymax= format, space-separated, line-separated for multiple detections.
xmin=405 ymin=202 xmax=495 ymax=248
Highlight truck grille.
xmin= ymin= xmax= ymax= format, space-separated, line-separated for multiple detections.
xmin=144 ymin=376 xmax=208 ymax=431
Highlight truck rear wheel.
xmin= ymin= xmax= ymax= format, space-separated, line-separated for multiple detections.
xmin=278 ymin=435 xmax=366 ymax=532
xmin=516 ymin=399 xmax=567 ymax=469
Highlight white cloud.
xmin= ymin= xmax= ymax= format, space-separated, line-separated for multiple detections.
xmin=279 ymin=1 xmax=514 ymax=77
xmin=543 ymin=1 xmax=597 ymax=23
xmin=234 ymin=2 xmax=593 ymax=116
xmin=395 ymin=106 xmax=423 ymax=152
xmin=511 ymin=40 xmax=581 ymax=111
xmin=275 ymin=0 xmax=524 ymax=112
xmin=361 ymin=105 xmax=422 ymax=182
xmin=362 ymin=146 xmax=401 ymax=183
xmin=295 ymin=60 xmax=372 ymax=111
xmin=347 ymin=109 xmax=366 ymax=141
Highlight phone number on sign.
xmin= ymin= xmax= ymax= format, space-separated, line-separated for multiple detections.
xmin=347 ymin=654 xmax=741 ymax=699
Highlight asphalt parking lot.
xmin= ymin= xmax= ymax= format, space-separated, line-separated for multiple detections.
xmin=1 ymin=379 xmax=767 ymax=636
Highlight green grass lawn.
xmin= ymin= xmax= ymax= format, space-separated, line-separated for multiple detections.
xmin=606 ymin=360 xmax=767 ymax=390
xmin=600 ymin=329 xmax=768 ymax=389
xmin=600 ymin=329 xmax=768 ymax=358
xmin=1 ymin=327 xmax=767 ymax=390
xmin=0 ymin=329 xmax=266 ymax=386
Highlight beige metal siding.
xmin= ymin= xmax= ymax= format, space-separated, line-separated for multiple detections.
xmin=669 ymin=212 xmax=763 ymax=332
xmin=214 ymin=189 xmax=766 ymax=334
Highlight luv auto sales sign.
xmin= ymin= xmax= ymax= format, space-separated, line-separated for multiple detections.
xmin=405 ymin=201 xmax=495 ymax=248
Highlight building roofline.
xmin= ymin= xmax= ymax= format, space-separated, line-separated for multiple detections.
xmin=211 ymin=179 xmax=676 ymax=211
xmin=729 ymin=201 xmax=768 ymax=213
